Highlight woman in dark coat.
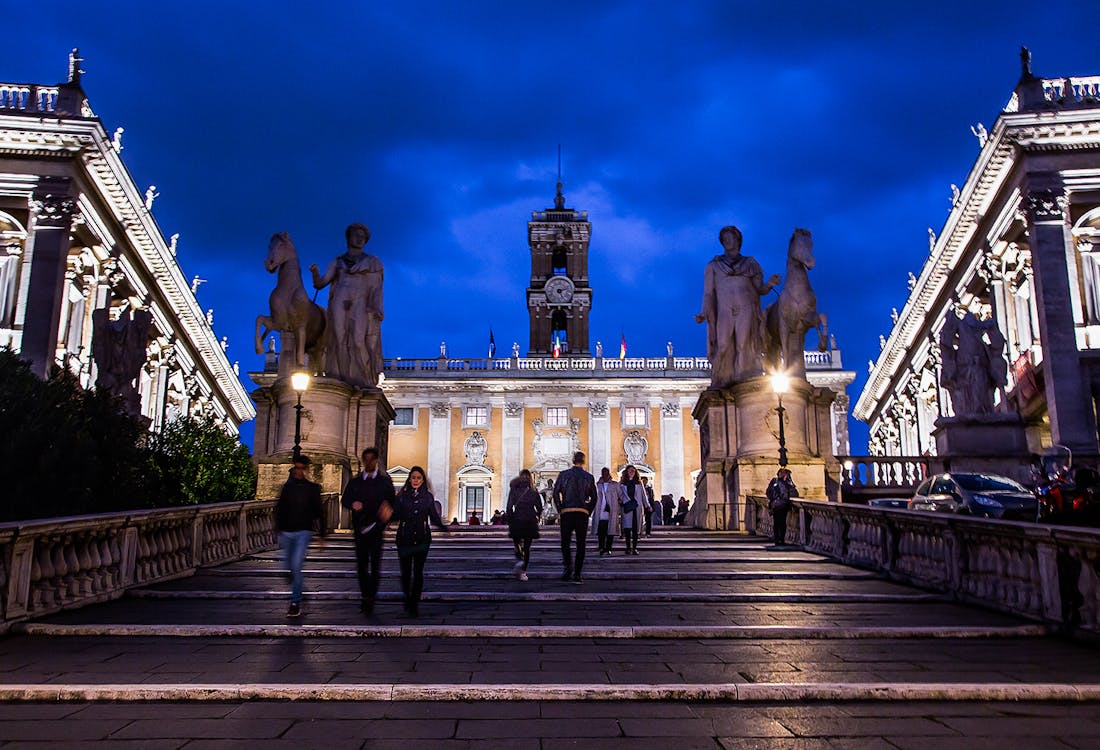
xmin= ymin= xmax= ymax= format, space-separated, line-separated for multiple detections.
xmin=507 ymin=469 xmax=543 ymax=581
xmin=390 ymin=465 xmax=447 ymax=616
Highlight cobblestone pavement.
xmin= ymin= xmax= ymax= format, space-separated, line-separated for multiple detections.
xmin=2 ymin=529 xmax=1099 ymax=747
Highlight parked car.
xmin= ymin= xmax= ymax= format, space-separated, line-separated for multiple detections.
xmin=908 ymin=472 xmax=1038 ymax=521
xmin=867 ymin=498 xmax=910 ymax=509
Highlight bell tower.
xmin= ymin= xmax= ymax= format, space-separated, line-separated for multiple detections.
xmin=526 ymin=181 xmax=592 ymax=356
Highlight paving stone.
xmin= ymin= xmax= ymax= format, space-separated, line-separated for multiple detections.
xmin=0 ymin=719 xmax=132 ymax=740
xmin=282 ymin=718 xmax=456 ymax=739
xmin=110 ymin=718 xmax=294 ymax=739
xmin=456 ymin=718 xmax=622 ymax=739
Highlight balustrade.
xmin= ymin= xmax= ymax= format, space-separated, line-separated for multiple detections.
xmin=0 ymin=498 xmax=286 ymax=627
xmin=839 ymin=456 xmax=930 ymax=489
xmin=745 ymin=496 xmax=1100 ymax=636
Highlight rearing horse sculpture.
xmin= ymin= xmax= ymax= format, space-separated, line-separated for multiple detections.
xmin=254 ymin=232 xmax=326 ymax=371
xmin=763 ymin=228 xmax=828 ymax=378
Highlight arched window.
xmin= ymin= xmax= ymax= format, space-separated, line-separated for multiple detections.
xmin=0 ymin=211 xmax=28 ymax=332
xmin=551 ymin=310 xmax=568 ymax=353
xmin=1074 ymin=208 xmax=1100 ymax=327
xmin=551 ymin=245 xmax=568 ymax=276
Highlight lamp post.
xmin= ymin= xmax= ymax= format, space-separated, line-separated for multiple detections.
xmin=290 ymin=371 xmax=310 ymax=463
xmin=770 ymin=371 xmax=790 ymax=468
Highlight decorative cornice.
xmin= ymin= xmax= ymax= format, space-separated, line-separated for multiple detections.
xmin=1025 ymin=188 xmax=1069 ymax=223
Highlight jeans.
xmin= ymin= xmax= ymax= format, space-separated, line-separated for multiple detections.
xmin=513 ymin=537 xmax=533 ymax=570
xmin=623 ymin=525 xmax=639 ymax=551
xmin=280 ymin=530 xmax=312 ymax=604
xmin=772 ymin=507 xmax=789 ymax=545
xmin=398 ymin=543 xmax=430 ymax=610
xmin=559 ymin=512 xmax=589 ymax=575
xmin=596 ymin=519 xmax=614 ymax=553
xmin=354 ymin=530 xmax=384 ymax=604
xmin=643 ymin=508 xmax=652 ymax=535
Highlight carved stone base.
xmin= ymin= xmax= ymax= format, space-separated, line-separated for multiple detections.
xmin=933 ymin=414 xmax=1029 ymax=457
xmin=689 ymin=378 xmax=835 ymax=529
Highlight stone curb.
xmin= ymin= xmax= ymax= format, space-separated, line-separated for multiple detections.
xmin=126 ymin=589 xmax=940 ymax=603
xmin=0 ymin=682 xmax=1097 ymax=702
xmin=12 ymin=623 xmax=1050 ymax=639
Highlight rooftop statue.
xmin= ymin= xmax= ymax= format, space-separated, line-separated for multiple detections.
xmin=764 ymin=228 xmax=827 ymax=377
xmin=939 ymin=310 xmax=1008 ymax=417
xmin=254 ymin=231 xmax=326 ymax=372
xmin=695 ymin=225 xmax=780 ymax=388
xmin=310 ymin=223 xmax=384 ymax=388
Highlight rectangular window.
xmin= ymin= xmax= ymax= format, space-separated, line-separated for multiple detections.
xmin=392 ymin=407 xmax=415 ymax=426
xmin=545 ymin=406 xmax=569 ymax=427
xmin=623 ymin=406 xmax=647 ymax=428
xmin=465 ymin=406 xmax=489 ymax=427
xmin=464 ymin=485 xmax=485 ymax=521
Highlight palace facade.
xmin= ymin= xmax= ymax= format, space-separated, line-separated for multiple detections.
xmin=380 ymin=184 xmax=855 ymax=522
xmin=855 ymin=59 xmax=1100 ymax=458
xmin=0 ymin=55 xmax=253 ymax=432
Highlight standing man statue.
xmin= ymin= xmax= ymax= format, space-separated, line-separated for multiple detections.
xmin=695 ymin=225 xmax=780 ymax=388
xmin=310 ymin=223 xmax=384 ymax=388
xmin=939 ymin=310 xmax=1008 ymax=416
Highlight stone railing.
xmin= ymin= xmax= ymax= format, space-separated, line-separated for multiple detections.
xmin=745 ymin=496 xmax=1100 ymax=636
xmin=0 ymin=498 xmax=296 ymax=629
xmin=383 ymin=349 xmax=843 ymax=379
xmin=0 ymin=83 xmax=59 ymax=113
xmin=838 ymin=456 xmax=930 ymax=491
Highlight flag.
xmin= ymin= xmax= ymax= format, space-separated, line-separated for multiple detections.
xmin=488 ymin=328 xmax=496 ymax=359
xmin=619 ymin=330 xmax=627 ymax=359
xmin=552 ymin=333 xmax=561 ymax=358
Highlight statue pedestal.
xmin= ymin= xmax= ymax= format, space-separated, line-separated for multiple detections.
xmin=252 ymin=375 xmax=394 ymax=500
xmin=689 ymin=377 xmax=836 ymax=530
xmin=932 ymin=414 xmax=1031 ymax=484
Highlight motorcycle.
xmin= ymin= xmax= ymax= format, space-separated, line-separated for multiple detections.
xmin=1035 ymin=445 xmax=1100 ymax=526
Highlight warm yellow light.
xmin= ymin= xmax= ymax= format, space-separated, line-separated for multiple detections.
xmin=770 ymin=372 xmax=791 ymax=395
xmin=290 ymin=371 xmax=311 ymax=392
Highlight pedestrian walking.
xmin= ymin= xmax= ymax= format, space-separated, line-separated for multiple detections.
xmin=662 ymin=494 xmax=675 ymax=525
xmin=592 ymin=467 xmax=621 ymax=556
xmin=618 ymin=465 xmax=651 ymax=555
xmin=341 ymin=447 xmax=396 ymax=615
xmin=673 ymin=496 xmax=689 ymax=525
xmin=553 ymin=451 xmax=598 ymax=583
xmin=766 ymin=467 xmax=799 ymax=546
xmin=276 ymin=455 xmax=325 ymax=618
xmin=640 ymin=476 xmax=656 ymax=536
xmin=507 ymin=469 xmax=543 ymax=581
xmin=391 ymin=466 xmax=448 ymax=617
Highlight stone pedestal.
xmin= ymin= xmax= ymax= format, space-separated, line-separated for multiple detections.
xmin=932 ymin=414 xmax=1031 ymax=484
xmin=252 ymin=375 xmax=394 ymax=499
xmin=690 ymin=377 xmax=835 ymax=530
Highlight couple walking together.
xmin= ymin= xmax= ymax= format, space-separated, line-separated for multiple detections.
xmin=592 ymin=465 xmax=652 ymax=556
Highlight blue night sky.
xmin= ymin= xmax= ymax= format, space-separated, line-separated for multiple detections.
xmin=3 ymin=1 xmax=1098 ymax=451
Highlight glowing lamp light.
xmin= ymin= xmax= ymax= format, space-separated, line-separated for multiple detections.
xmin=291 ymin=371 xmax=311 ymax=392
xmin=770 ymin=371 xmax=791 ymax=395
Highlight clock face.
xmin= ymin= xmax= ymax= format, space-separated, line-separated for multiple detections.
xmin=545 ymin=276 xmax=574 ymax=303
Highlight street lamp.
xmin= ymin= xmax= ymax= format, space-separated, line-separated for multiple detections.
xmin=770 ymin=371 xmax=791 ymax=468
xmin=290 ymin=371 xmax=310 ymax=463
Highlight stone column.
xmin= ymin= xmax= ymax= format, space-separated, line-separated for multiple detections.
xmin=659 ymin=400 xmax=685 ymax=500
xmin=21 ymin=177 xmax=76 ymax=377
xmin=1025 ymin=184 xmax=1098 ymax=453
xmin=427 ymin=402 xmax=452 ymax=518
xmin=588 ymin=400 xmax=610 ymax=471
xmin=501 ymin=401 xmax=524 ymax=485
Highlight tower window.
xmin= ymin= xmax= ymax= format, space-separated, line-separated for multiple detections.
xmin=551 ymin=310 xmax=568 ymax=353
xmin=546 ymin=406 xmax=570 ymax=427
xmin=551 ymin=246 xmax=568 ymax=276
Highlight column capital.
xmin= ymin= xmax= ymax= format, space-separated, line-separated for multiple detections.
xmin=30 ymin=176 xmax=77 ymax=230
xmin=1024 ymin=188 xmax=1068 ymax=224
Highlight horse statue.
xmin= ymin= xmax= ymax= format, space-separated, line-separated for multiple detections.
xmin=254 ymin=231 xmax=326 ymax=372
xmin=763 ymin=228 xmax=827 ymax=378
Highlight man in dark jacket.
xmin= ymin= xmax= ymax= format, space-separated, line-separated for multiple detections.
xmin=640 ymin=476 xmax=656 ymax=536
xmin=276 ymin=455 xmax=325 ymax=618
xmin=766 ymin=467 xmax=798 ymax=546
xmin=341 ymin=447 xmax=396 ymax=613
xmin=553 ymin=451 xmax=598 ymax=583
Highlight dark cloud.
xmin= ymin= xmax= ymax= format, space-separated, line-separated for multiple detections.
xmin=4 ymin=0 xmax=1098 ymax=450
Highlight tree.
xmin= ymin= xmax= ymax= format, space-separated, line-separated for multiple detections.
xmin=145 ymin=415 xmax=256 ymax=506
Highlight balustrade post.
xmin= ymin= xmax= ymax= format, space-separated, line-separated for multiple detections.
xmin=4 ymin=538 xmax=35 ymax=619
xmin=191 ymin=515 xmax=205 ymax=568
xmin=237 ymin=505 xmax=248 ymax=557
xmin=944 ymin=527 xmax=962 ymax=591
xmin=1035 ymin=540 xmax=1063 ymax=622
xmin=118 ymin=527 xmax=138 ymax=588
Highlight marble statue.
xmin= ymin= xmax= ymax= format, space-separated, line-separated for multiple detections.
xmin=310 ymin=223 xmax=384 ymax=388
xmin=512 ymin=341 xmax=520 ymax=357
xmin=255 ymin=231 xmax=326 ymax=371
xmin=144 ymin=185 xmax=158 ymax=210
xmin=763 ymin=228 xmax=827 ymax=377
xmin=939 ymin=311 xmax=1008 ymax=416
xmin=970 ymin=122 xmax=988 ymax=147
xmin=695 ymin=225 xmax=780 ymax=388
xmin=92 ymin=307 xmax=153 ymax=416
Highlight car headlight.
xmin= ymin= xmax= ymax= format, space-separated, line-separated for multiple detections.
xmin=972 ymin=494 xmax=1002 ymax=508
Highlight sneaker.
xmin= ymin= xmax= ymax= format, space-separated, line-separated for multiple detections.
xmin=561 ymin=570 xmax=573 ymax=581
xmin=571 ymin=575 xmax=583 ymax=585
xmin=519 ymin=572 xmax=529 ymax=582
xmin=513 ymin=561 xmax=525 ymax=579
xmin=286 ymin=602 xmax=301 ymax=618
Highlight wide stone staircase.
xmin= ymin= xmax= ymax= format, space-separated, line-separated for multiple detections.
xmin=2 ymin=528 xmax=1100 ymax=747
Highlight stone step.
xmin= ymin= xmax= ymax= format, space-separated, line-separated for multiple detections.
xmin=204 ymin=567 xmax=877 ymax=581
